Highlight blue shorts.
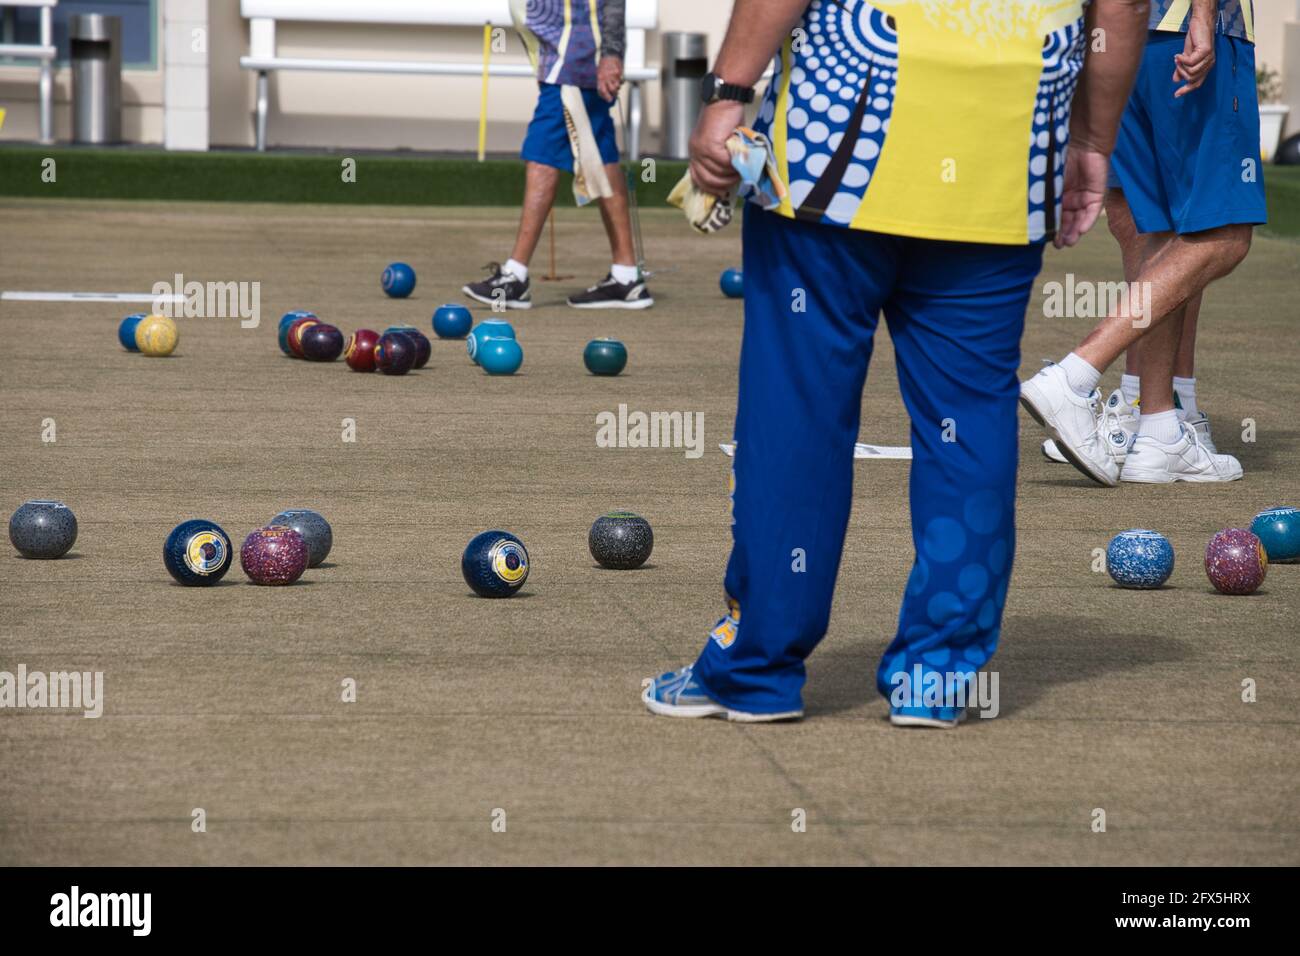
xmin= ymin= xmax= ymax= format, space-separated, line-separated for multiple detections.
xmin=520 ymin=83 xmax=620 ymax=173
xmin=1110 ymin=31 xmax=1267 ymax=234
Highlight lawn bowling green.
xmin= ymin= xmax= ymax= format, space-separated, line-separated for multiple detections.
xmin=1 ymin=199 xmax=1297 ymax=866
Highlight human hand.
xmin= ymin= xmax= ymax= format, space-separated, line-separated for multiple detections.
xmin=1056 ymin=143 xmax=1110 ymax=248
xmin=1173 ymin=14 xmax=1215 ymax=98
xmin=689 ymin=100 xmax=745 ymax=196
xmin=597 ymin=56 xmax=623 ymax=101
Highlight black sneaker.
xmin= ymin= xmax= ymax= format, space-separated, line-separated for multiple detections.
xmin=462 ymin=262 xmax=532 ymax=310
xmin=566 ymin=274 xmax=654 ymax=310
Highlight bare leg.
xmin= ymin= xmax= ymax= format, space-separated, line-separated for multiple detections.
xmin=1107 ymin=191 xmax=1175 ymax=381
xmin=1173 ymin=292 xmax=1202 ymax=379
xmin=1135 ymin=305 xmax=1184 ymax=414
xmin=509 ymin=162 xmax=562 ymax=267
xmin=1074 ymin=223 xmax=1252 ymax=373
xmin=1109 ymin=191 xmax=1206 ymax=404
xmin=596 ymin=162 xmax=636 ymax=267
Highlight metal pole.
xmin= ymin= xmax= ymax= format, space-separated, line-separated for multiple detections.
xmin=615 ymin=98 xmax=646 ymax=278
xmin=256 ymin=71 xmax=268 ymax=151
xmin=628 ymin=81 xmax=641 ymax=160
xmin=38 ymin=5 xmax=53 ymax=144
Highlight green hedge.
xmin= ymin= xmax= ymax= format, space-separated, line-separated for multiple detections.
xmin=0 ymin=146 xmax=689 ymax=207
xmin=2 ymin=145 xmax=1298 ymax=239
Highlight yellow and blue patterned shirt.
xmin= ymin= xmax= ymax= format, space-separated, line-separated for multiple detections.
xmin=751 ymin=0 xmax=1088 ymax=245
xmin=1150 ymin=0 xmax=1254 ymax=43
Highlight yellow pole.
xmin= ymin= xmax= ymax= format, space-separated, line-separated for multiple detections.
xmin=548 ymin=210 xmax=556 ymax=279
xmin=477 ymin=23 xmax=492 ymax=162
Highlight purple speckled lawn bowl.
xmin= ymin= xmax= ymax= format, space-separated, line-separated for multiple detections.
xmin=1204 ymin=528 xmax=1268 ymax=595
xmin=240 ymin=525 xmax=309 ymax=585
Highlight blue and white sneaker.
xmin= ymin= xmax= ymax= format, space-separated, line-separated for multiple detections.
xmin=1180 ymin=411 xmax=1218 ymax=454
xmin=1021 ymin=367 xmax=1124 ymax=486
xmin=641 ymin=665 xmax=803 ymax=722
xmin=1120 ymin=422 xmax=1242 ymax=483
xmin=1041 ymin=388 xmax=1138 ymax=467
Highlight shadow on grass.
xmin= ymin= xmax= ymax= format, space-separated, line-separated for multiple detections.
xmin=1223 ymin=428 xmax=1300 ymax=471
xmin=462 ymin=589 xmax=537 ymax=600
xmin=804 ymin=613 xmax=1192 ymax=719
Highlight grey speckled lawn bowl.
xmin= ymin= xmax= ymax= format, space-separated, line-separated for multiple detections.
xmin=270 ymin=509 xmax=333 ymax=567
xmin=9 ymin=500 xmax=78 ymax=559
xmin=588 ymin=512 xmax=654 ymax=570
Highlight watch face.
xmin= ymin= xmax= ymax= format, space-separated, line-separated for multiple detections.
xmin=701 ymin=73 xmax=716 ymax=102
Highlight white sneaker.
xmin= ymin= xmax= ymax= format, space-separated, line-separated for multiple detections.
xmin=1181 ymin=411 xmax=1218 ymax=454
xmin=890 ymin=709 xmax=969 ymax=729
xmin=1042 ymin=389 xmax=1138 ymax=466
xmin=1020 ymin=365 xmax=1121 ymax=486
xmin=1120 ymin=423 xmax=1243 ymax=483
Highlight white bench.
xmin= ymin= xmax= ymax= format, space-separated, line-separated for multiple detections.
xmin=239 ymin=0 xmax=659 ymax=157
xmin=0 ymin=0 xmax=57 ymax=143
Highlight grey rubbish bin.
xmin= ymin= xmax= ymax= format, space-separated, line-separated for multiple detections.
xmin=661 ymin=32 xmax=707 ymax=160
xmin=71 ymin=14 xmax=122 ymax=144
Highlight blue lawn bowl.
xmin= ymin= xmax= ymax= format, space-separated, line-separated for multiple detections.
xmin=433 ymin=303 xmax=473 ymax=339
xmin=278 ymin=310 xmax=315 ymax=355
xmin=461 ymin=529 xmax=529 ymax=598
xmin=720 ymin=268 xmax=744 ymax=298
xmin=479 ymin=337 xmax=523 ymax=375
xmin=163 ymin=519 xmax=233 ymax=587
xmin=583 ymin=338 xmax=627 ymax=376
xmin=1250 ymin=506 xmax=1300 ymax=563
xmin=118 ymin=313 xmax=147 ymax=351
xmin=1106 ymin=529 xmax=1175 ymax=589
xmin=466 ymin=319 xmax=516 ymax=365
xmin=382 ymin=262 xmax=416 ymax=298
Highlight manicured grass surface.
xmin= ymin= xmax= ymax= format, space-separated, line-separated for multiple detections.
xmin=1 ymin=199 xmax=1297 ymax=865
xmin=0 ymin=145 xmax=687 ymax=207
xmin=1263 ymin=166 xmax=1300 ymax=240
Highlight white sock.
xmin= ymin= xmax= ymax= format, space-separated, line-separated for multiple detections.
xmin=1138 ymin=408 xmax=1182 ymax=445
xmin=1059 ymin=352 xmax=1102 ymax=398
xmin=1120 ymin=373 xmax=1141 ymax=411
xmin=610 ymin=263 xmax=639 ymax=285
xmin=503 ymin=258 xmax=529 ymax=281
xmin=1173 ymin=376 xmax=1198 ymax=417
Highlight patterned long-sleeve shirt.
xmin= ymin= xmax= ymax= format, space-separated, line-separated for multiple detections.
xmin=511 ymin=0 xmax=626 ymax=90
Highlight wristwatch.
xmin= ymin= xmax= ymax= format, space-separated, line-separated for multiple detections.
xmin=701 ymin=72 xmax=755 ymax=105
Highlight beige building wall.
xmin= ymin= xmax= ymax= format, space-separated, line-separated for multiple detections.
xmin=0 ymin=0 xmax=731 ymax=150
xmin=1253 ymin=0 xmax=1294 ymax=80
xmin=0 ymin=1 xmax=1296 ymax=150
xmin=205 ymin=0 xmax=732 ymax=151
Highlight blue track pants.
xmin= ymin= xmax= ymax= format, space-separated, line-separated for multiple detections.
xmin=692 ymin=206 xmax=1045 ymax=718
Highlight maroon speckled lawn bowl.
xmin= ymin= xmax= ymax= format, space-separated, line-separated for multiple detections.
xmin=240 ymin=525 xmax=309 ymax=585
xmin=1205 ymin=528 xmax=1268 ymax=595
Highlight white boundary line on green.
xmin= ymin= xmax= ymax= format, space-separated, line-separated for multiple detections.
xmin=721 ymin=442 xmax=913 ymax=460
